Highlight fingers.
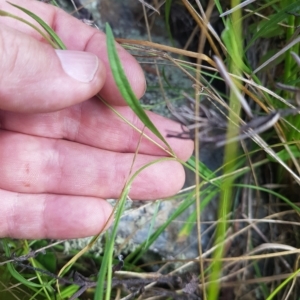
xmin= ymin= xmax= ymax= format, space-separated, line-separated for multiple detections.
xmin=0 ymin=25 xmax=106 ymax=112
xmin=0 ymin=131 xmax=186 ymax=199
xmin=0 ymin=99 xmax=194 ymax=160
xmin=0 ymin=189 xmax=113 ymax=239
xmin=0 ymin=0 xmax=146 ymax=106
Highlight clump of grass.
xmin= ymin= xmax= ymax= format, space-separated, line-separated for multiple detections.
xmin=1 ymin=1 xmax=300 ymax=300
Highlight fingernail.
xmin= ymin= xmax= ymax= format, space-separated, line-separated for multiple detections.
xmin=55 ymin=49 xmax=99 ymax=83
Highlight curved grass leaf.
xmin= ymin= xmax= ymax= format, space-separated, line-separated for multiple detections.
xmin=266 ymin=267 xmax=300 ymax=300
xmin=0 ymin=10 xmax=57 ymax=48
xmin=2 ymin=241 xmax=46 ymax=289
xmin=7 ymin=2 xmax=66 ymax=50
xmin=105 ymin=23 xmax=174 ymax=155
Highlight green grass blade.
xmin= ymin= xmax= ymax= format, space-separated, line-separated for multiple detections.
xmin=266 ymin=267 xmax=300 ymax=300
xmin=187 ymin=157 xmax=221 ymax=187
xmin=235 ymin=184 xmax=300 ymax=213
xmin=143 ymin=200 xmax=161 ymax=250
xmin=50 ymin=0 xmax=59 ymax=6
xmin=165 ymin=0 xmax=175 ymax=47
xmin=268 ymin=144 xmax=300 ymax=162
xmin=94 ymin=189 xmax=128 ymax=300
xmin=7 ymin=2 xmax=66 ymax=50
xmin=245 ymin=1 xmax=300 ymax=51
xmin=178 ymin=186 xmax=219 ymax=238
xmin=0 ymin=10 xmax=57 ymax=48
xmin=105 ymin=23 xmax=174 ymax=155
xmin=2 ymin=241 xmax=45 ymax=289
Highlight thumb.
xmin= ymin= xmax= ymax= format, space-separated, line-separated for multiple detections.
xmin=0 ymin=24 xmax=106 ymax=113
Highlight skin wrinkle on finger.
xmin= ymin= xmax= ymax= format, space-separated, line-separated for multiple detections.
xmin=0 ymin=24 xmax=106 ymax=112
xmin=6 ymin=192 xmax=45 ymax=238
xmin=0 ymin=131 xmax=185 ymax=199
xmin=0 ymin=100 xmax=194 ymax=160
xmin=0 ymin=189 xmax=113 ymax=239
xmin=61 ymin=102 xmax=83 ymax=142
xmin=0 ymin=26 xmax=33 ymax=104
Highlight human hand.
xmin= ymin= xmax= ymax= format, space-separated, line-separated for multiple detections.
xmin=0 ymin=0 xmax=194 ymax=239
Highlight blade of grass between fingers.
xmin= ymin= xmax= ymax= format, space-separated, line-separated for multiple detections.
xmin=7 ymin=2 xmax=66 ymax=50
xmin=99 ymin=96 xmax=173 ymax=156
xmin=121 ymin=158 xmax=179 ymax=264
xmin=0 ymin=10 xmax=57 ymax=48
xmin=105 ymin=23 xmax=174 ymax=155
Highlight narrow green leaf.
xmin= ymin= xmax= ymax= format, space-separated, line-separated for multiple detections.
xmin=50 ymin=0 xmax=59 ymax=6
xmin=266 ymin=267 xmax=300 ymax=300
xmin=221 ymin=18 xmax=250 ymax=73
xmin=7 ymin=2 xmax=66 ymax=50
xmin=143 ymin=200 xmax=161 ymax=250
xmin=59 ymin=285 xmax=80 ymax=299
xmin=105 ymin=23 xmax=174 ymax=155
xmin=268 ymin=145 xmax=300 ymax=162
xmin=0 ymin=10 xmax=57 ymax=48
xmin=94 ymin=187 xmax=129 ymax=300
xmin=165 ymin=0 xmax=175 ymax=47
xmin=245 ymin=1 xmax=300 ymax=51
xmin=2 ymin=241 xmax=44 ymax=289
